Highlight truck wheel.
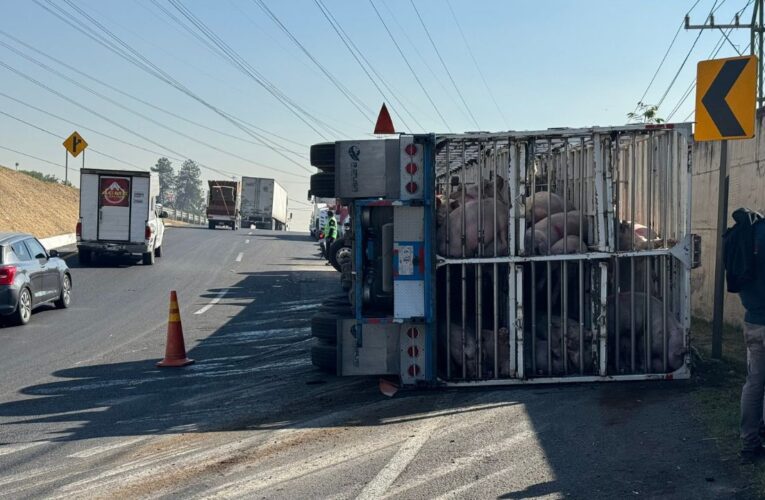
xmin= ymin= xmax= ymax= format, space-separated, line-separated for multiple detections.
xmin=311 ymin=342 xmax=337 ymax=374
xmin=311 ymin=312 xmax=347 ymax=344
xmin=208 ymin=221 xmax=215 ymax=229
xmin=78 ymin=249 xmax=92 ymax=265
xmin=154 ymin=245 xmax=162 ymax=257
xmin=310 ymin=172 xmax=335 ymax=198
xmin=328 ymin=239 xmax=349 ymax=272
xmin=310 ymin=142 xmax=335 ymax=171
xmin=142 ymin=250 xmax=155 ymax=265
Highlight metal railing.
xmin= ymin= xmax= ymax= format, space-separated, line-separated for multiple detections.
xmin=163 ymin=207 xmax=205 ymax=225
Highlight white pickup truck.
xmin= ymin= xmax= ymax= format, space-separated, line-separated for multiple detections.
xmin=77 ymin=168 xmax=165 ymax=265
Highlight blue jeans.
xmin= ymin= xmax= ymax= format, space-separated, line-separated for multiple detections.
xmin=741 ymin=322 xmax=765 ymax=451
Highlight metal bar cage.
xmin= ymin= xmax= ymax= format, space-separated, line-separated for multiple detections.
xmin=434 ymin=124 xmax=693 ymax=385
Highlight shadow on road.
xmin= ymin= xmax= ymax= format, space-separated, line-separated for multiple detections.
xmin=0 ymin=266 xmax=745 ymax=497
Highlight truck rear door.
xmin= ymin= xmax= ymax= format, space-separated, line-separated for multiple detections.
xmin=98 ymin=175 xmax=132 ymax=241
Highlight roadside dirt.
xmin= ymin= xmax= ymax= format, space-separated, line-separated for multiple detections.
xmin=0 ymin=165 xmax=79 ymax=238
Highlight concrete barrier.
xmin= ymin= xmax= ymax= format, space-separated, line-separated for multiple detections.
xmin=39 ymin=233 xmax=76 ymax=251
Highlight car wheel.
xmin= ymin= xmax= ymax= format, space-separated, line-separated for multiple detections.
xmin=78 ymin=249 xmax=91 ymax=265
xmin=54 ymin=274 xmax=72 ymax=309
xmin=155 ymin=245 xmax=163 ymax=257
xmin=143 ymin=250 xmax=155 ymax=265
xmin=13 ymin=287 xmax=32 ymax=325
xmin=311 ymin=342 xmax=338 ymax=374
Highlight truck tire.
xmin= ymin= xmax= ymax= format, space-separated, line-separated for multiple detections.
xmin=208 ymin=221 xmax=215 ymax=229
xmin=142 ymin=249 xmax=155 ymax=265
xmin=328 ymin=239 xmax=351 ymax=272
xmin=311 ymin=342 xmax=337 ymax=374
xmin=310 ymin=172 xmax=335 ymax=199
xmin=311 ymin=311 xmax=351 ymax=344
xmin=78 ymin=249 xmax=92 ymax=265
xmin=310 ymin=142 xmax=335 ymax=171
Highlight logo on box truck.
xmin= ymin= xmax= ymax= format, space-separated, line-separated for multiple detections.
xmin=100 ymin=178 xmax=130 ymax=207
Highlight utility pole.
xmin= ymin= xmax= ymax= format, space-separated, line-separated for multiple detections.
xmin=686 ymin=0 xmax=764 ymax=105
xmin=686 ymin=1 xmax=763 ymax=358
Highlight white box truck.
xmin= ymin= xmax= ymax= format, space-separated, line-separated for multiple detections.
xmin=241 ymin=177 xmax=288 ymax=230
xmin=77 ymin=169 xmax=165 ymax=266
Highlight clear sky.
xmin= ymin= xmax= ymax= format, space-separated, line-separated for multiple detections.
xmin=0 ymin=0 xmax=755 ymax=230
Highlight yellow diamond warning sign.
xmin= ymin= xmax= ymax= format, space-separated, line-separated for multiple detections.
xmin=63 ymin=131 xmax=88 ymax=157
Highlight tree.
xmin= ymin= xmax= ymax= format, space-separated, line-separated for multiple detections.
xmin=627 ymin=102 xmax=664 ymax=124
xmin=151 ymin=157 xmax=175 ymax=206
xmin=174 ymin=159 xmax=204 ymax=214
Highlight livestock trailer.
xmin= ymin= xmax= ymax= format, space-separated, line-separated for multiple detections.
xmin=311 ymin=124 xmax=700 ymax=387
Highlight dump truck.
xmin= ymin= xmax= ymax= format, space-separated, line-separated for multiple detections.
xmin=241 ymin=177 xmax=288 ymax=230
xmin=207 ymin=180 xmax=241 ymax=230
xmin=76 ymin=168 xmax=165 ymax=265
xmin=308 ymin=124 xmax=701 ymax=387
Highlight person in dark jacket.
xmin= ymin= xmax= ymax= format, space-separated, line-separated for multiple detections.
xmin=738 ymin=219 xmax=765 ymax=463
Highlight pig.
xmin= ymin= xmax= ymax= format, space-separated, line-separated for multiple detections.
xmin=550 ymin=235 xmax=588 ymax=255
xmin=447 ymin=176 xmax=507 ymax=207
xmin=525 ymin=191 xmax=571 ymax=223
xmin=607 ymin=292 xmax=686 ymax=373
xmin=437 ymin=197 xmax=509 ymax=257
xmin=524 ymin=211 xmax=587 ymax=255
xmin=448 ymin=323 xmax=511 ymax=379
xmin=531 ymin=315 xmax=593 ymax=375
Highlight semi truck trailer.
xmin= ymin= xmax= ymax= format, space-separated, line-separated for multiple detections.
xmin=241 ymin=177 xmax=288 ymax=230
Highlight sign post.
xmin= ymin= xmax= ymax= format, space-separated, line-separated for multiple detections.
xmin=695 ymin=55 xmax=757 ymax=358
xmin=62 ymin=131 xmax=88 ymax=184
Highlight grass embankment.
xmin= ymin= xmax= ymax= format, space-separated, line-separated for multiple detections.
xmin=0 ymin=165 xmax=79 ymax=237
xmin=692 ymin=317 xmax=765 ymax=497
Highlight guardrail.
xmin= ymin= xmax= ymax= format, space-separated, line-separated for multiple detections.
xmin=163 ymin=208 xmax=205 ymax=225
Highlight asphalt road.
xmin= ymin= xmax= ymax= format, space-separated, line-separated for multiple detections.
xmin=0 ymin=227 xmax=748 ymax=499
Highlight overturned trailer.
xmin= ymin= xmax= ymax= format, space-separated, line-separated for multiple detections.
xmin=310 ymin=123 xmax=700 ymax=386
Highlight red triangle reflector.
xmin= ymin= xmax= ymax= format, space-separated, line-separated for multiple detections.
xmin=374 ymin=103 xmax=395 ymax=134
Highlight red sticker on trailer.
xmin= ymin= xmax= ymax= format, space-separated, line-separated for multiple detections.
xmin=100 ymin=178 xmax=130 ymax=207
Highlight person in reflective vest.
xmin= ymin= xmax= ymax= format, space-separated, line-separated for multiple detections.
xmin=323 ymin=211 xmax=338 ymax=264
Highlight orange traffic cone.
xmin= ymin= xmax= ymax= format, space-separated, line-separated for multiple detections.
xmin=157 ymin=291 xmax=194 ymax=367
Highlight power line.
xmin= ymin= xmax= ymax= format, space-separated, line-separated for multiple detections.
xmin=0 ymin=144 xmax=78 ymax=174
xmin=157 ymin=0 xmax=348 ymax=140
xmin=409 ymin=0 xmax=480 ymax=130
xmin=312 ymin=0 xmax=413 ymax=132
xmin=315 ymin=0 xmax=427 ymax=131
xmin=0 ymin=38 xmax=311 ymax=173
xmin=0 ymin=109 xmax=146 ymax=170
xmin=655 ymin=0 xmax=727 ymax=110
xmin=35 ymin=0 xmax=323 ymax=169
xmin=445 ymin=0 xmax=509 ymax=129
xmin=634 ymin=0 xmax=704 ymax=111
xmin=253 ymin=0 xmax=375 ymax=123
xmin=368 ymin=0 xmax=452 ymax=132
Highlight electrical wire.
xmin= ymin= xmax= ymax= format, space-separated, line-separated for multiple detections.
xmin=312 ymin=0 xmax=413 ymax=132
xmin=409 ymin=0 xmax=480 ymax=130
xmin=368 ymin=0 xmax=452 ymax=132
xmin=0 ymin=144 xmax=78 ymax=173
xmin=36 ymin=0 xmax=323 ymax=168
xmin=315 ymin=0 xmax=427 ymax=131
xmin=445 ymin=0 xmax=509 ymax=129
xmin=253 ymin=0 xmax=374 ymax=123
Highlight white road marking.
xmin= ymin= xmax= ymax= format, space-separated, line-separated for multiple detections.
xmin=0 ymin=441 xmax=47 ymax=456
xmin=235 ymin=252 xmax=243 ymax=262
xmin=356 ymin=413 xmax=442 ymax=500
xmin=68 ymin=437 xmax=147 ymax=458
xmin=194 ymin=289 xmax=228 ymax=315
xmin=245 ymin=239 xmax=250 ymax=244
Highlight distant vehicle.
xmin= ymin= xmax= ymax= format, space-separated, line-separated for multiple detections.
xmin=77 ymin=169 xmax=166 ymax=266
xmin=241 ymin=177 xmax=289 ymax=230
xmin=207 ymin=180 xmax=241 ymax=230
xmin=0 ymin=232 xmax=72 ymax=326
